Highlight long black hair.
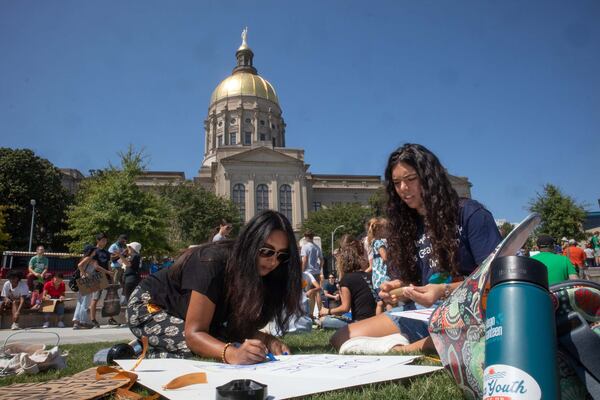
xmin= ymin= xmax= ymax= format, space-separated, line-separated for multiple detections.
xmin=384 ymin=143 xmax=460 ymax=284
xmin=169 ymin=210 xmax=302 ymax=340
xmin=226 ymin=210 xmax=302 ymax=339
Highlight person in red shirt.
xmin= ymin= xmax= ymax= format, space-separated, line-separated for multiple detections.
xmin=42 ymin=273 xmax=66 ymax=328
xmin=565 ymin=239 xmax=586 ymax=278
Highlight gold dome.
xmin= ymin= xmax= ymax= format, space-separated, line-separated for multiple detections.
xmin=210 ymin=72 xmax=279 ymax=106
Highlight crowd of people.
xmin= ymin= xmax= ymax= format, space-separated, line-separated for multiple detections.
xmin=2 ymin=142 xmax=598 ymax=367
xmin=0 ymin=234 xmax=144 ymax=330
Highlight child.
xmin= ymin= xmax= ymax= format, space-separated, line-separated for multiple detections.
xmin=30 ymin=281 xmax=44 ymax=311
xmin=369 ymin=218 xmax=392 ymax=313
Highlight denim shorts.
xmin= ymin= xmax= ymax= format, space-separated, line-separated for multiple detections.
xmin=383 ymin=303 xmax=431 ymax=343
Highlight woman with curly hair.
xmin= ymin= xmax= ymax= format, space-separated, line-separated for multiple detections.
xmin=331 ymin=143 xmax=501 ymax=354
xmin=127 ymin=210 xmax=303 ymax=364
xmin=318 ymin=235 xmax=377 ymax=329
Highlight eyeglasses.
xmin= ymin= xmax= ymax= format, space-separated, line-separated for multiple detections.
xmin=258 ymin=247 xmax=290 ymax=263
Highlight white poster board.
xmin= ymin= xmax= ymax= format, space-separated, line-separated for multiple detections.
xmin=388 ymin=307 xmax=435 ymax=322
xmin=116 ymin=354 xmax=442 ymax=399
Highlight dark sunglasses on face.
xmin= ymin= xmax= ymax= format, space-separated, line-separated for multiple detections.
xmin=258 ymin=247 xmax=290 ymax=262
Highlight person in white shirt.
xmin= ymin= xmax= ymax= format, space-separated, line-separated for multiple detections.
xmin=300 ymin=231 xmax=324 ymax=314
xmin=1 ymin=271 xmax=29 ymax=330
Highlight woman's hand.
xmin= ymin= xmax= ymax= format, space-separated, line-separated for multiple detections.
xmin=265 ymin=337 xmax=290 ymax=355
xmin=227 ymin=339 xmax=268 ymax=365
xmin=403 ymin=284 xmax=445 ymax=307
xmin=319 ymin=307 xmax=330 ymax=317
xmin=378 ymin=280 xmax=403 ymax=304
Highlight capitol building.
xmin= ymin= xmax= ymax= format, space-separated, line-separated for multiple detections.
xmin=128 ymin=32 xmax=472 ymax=231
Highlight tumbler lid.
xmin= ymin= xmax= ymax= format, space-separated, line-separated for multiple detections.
xmin=215 ymin=379 xmax=267 ymax=400
xmin=490 ymin=255 xmax=549 ymax=290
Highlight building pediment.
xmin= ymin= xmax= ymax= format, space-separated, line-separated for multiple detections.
xmin=220 ymin=146 xmax=304 ymax=165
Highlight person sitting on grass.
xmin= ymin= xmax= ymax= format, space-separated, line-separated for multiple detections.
xmin=330 ymin=143 xmax=501 ymax=354
xmin=1 ymin=271 xmax=29 ymax=330
xmin=126 ymin=210 xmax=303 ymax=364
xmin=322 ymin=274 xmax=340 ymax=309
xmin=319 ymin=236 xmax=376 ymax=330
xmin=42 ymin=273 xmax=66 ymax=328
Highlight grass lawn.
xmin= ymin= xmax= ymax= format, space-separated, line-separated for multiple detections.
xmin=0 ymin=330 xmax=465 ymax=399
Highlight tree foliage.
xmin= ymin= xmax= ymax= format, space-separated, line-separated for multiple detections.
xmin=301 ymin=203 xmax=374 ymax=256
xmin=159 ymin=183 xmax=241 ymax=249
xmin=368 ymin=187 xmax=387 ymax=217
xmin=64 ymin=147 xmax=170 ymax=256
xmin=529 ymin=184 xmax=587 ymax=241
xmin=0 ymin=148 xmax=72 ymax=251
xmin=0 ymin=206 xmax=10 ymax=253
xmin=499 ymin=222 xmax=515 ymax=238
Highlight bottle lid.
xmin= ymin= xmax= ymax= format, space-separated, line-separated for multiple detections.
xmin=490 ymin=256 xmax=549 ymax=290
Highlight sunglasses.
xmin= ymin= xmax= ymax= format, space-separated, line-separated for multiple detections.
xmin=258 ymin=247 xmax=290 ymax=263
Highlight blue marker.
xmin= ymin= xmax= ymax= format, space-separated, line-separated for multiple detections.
xmin=265 ymin=352 xmax=278 ymax=362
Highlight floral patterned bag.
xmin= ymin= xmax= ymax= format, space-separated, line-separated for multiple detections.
xmin=428 ymin=213 xmax=600 ymax=399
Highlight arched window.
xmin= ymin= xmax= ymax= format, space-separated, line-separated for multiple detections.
xmin=279 ymin=184 xmax=292 ymax=222
xmin=232 ymin=184 xmax=245 ymax=222
xmin=256 ymin=184 xmax=269 ymax=213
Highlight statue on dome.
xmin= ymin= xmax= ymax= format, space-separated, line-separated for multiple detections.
xmin=241 ymin=27 xmax=248 ymax=47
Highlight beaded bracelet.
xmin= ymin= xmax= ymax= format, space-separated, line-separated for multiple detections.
xmin=222 ymin=342 xmax=233 ymax=364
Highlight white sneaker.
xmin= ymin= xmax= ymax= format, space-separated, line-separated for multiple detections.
xmin=339 ymin=333 xmax=410 ymax=355
xmin=57 ymin=321 xmax=65 ymax=328
xmin=11 ymin=322 xmax=20 ymax=330
xmin=42 ymin=322 xmax=50 ymax=328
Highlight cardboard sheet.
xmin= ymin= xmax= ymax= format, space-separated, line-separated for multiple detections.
xmin=116 ymin=354 xmax=442 ymax=399
xmin=0 ymin=367 xmax=130 ymax=400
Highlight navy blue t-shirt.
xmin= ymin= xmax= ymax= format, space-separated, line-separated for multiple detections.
xmin=415 ymin=199 xmax=501 ymax=284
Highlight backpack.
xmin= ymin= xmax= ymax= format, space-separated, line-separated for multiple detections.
xmin=68 ymin=268 xmax=80 ymax=292
xmin=429 ymin=213 xmax=600 ymax=399
xmin=551 ymin=280 xmax=600 ymax=399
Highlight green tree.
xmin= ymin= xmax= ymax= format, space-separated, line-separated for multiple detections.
xmin=499 ymin=222 xmax=515 ymax=238
xmin=302 ymin=203 xmax=374 ymax=256
xmin=0 ymin=206 xmax=10 ymax=253
xmin=159 ymin=183 xmax=241 ymax=249
xmin=529 ymin=184 xmax=587 ymax=241
xmin=0 ymin=148 xmax=72 ymax=251
xmin=368 ymin=187 xmax=387 ymax=217
xmin=64 ymin=147 xmax=170 ymax=256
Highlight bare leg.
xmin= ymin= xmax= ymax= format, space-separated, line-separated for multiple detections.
xmin=11 ymin=301 xmax=18 ymax=324
xmin=90 ymin=298 xmax=98 ymax=321
xmin=391 ymin=337 xmax=436 ymax=354
xmin=330 ymin=313 xmax=400 ymax=350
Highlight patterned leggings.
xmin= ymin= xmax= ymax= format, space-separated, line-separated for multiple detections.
xmin=126 ymin=285 xmax=192 ymax=359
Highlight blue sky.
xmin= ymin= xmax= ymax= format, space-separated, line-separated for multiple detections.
xmin=1 ymin=0 xmax=598 ymax=222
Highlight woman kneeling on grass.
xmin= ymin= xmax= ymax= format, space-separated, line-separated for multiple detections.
xmin=127 ymin=210 xmax=303 ymax=364
xmin=331 ymin=143 xmax=501 ymax=354
xmin=318 ymin=236 xmax=377 ymax=329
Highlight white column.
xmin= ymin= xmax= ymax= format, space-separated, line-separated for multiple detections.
xmin=247 ymin=174 xmax=255 ymax=222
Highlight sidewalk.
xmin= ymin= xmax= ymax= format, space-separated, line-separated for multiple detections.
xmin=0 ymin=325 xmax=135 ymax=346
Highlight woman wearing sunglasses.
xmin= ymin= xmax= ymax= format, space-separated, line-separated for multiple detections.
xmin=126 ymin=210 xmax=303 ymax=364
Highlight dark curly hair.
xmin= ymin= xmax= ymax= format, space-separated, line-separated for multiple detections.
xmin=336 ymin=235 xmax=368 ymax=276
xmin=384 ymin=143 xmax=459 ymax=284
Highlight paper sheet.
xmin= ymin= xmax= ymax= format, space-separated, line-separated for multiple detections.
xmin=388 ymin=307 xmax=435 ymax=322
xmin=116 ymin=354 xmax=442 ymax=399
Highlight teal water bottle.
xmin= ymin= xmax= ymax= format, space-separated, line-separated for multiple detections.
xmin=484 ymin=256 xmax=559 ymax=400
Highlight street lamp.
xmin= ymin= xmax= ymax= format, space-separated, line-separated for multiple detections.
xmin=28 ymin=199 xmax=36 ymax=252
xmin=331 ymin=224 xmax=345 ymax=275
